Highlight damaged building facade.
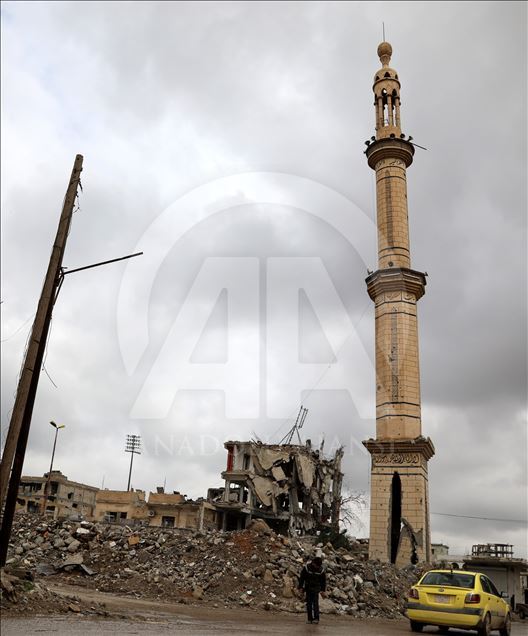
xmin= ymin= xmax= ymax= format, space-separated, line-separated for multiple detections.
xmin=16 ymin=471 xmax=98 ymax=519
xmin=147 ymin=489 xmax=218 ymax=531
xmin=92 ymin=488 xmax=218 ymax=531
xmin=94 ymin=489 xmax=148 ymax=523
xmin=211 ymin=440 xmax=343 ymax=534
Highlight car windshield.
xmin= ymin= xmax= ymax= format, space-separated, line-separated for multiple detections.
xmin=421 ymin=572 xmax=475 ymax=589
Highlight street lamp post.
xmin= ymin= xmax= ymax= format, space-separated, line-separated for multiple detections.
xmin=41 ymin=421 xmax=65 ymax=515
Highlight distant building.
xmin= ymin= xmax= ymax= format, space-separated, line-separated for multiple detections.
xmin=430 ymin=543 xmax=465 ymax=568
xmin=464 ymin=543 xmax=528 ymax=609
xmin=93 ymin=487 xmax=219 ymax=531
xmin=431 ymin=543 xmax=450 ymax=560
xmin=147 ymin=489 xmax=218 ymax=531
xmin=17 ymin=470 xmax=98 ymax=519
xmin=94 ymin=489 xmax=148 ymax=523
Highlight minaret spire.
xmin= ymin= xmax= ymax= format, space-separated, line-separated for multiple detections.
xmin=363 ymin=42 xmax=435 ymax=565
xmin=373 ymin=41 xmax=402 ymax=139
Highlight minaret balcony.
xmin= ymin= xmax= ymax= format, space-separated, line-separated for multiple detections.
xmin=366 ymin=267 xmax=426 ymax=301
xmin=366 ymin=136 xmax=414 ymax=168
xmin=363 ymin=436 xmax=436 ymax=461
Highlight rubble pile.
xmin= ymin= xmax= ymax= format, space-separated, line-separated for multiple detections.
xmin=0 ymin=566 xmax=109 ymax=616
xmin=4 ymin=514 xmax=428 ymax=618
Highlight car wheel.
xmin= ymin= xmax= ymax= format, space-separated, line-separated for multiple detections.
xmin=519 ymin=609 xmax=526 ymax=620
xmin=410 ymin=621 xmax=424 ymax=633
xmin=477 ymin=613 xmax=491 ymax=636
xmin=499 ymin=613 xmax=511 ymax=636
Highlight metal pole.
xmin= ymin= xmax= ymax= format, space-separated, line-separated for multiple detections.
xmin=127 ymin=451 xmax=134 ymax=492
xmin=49 ymin=428 xmax=58 ymax=474
xmin=41 ymin=425 xmax=59 ymax=515
xmin=62 ymin=252 xmax=143 ymax=276
xmin=0 ymin=154 xmax=83 ymax=507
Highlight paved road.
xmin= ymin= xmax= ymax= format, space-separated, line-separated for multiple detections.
xmin=2 ymin=584 xmax=528 ymax=635
xmin=2 ymin=613 xmax=528 ymax=635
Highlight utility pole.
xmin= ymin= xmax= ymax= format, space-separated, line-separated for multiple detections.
xmin=125 ymin=435 xmax=141 ymax=491
xmin=0 ymin=155 xmax=83 ymax=566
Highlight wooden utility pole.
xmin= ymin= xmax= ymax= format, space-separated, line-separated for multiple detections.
xmin=0 ymin=155 xmax=83 ymax=565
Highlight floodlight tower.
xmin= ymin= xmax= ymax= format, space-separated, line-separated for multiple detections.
xmin=125 ymin=434 xmax=141 ymax=491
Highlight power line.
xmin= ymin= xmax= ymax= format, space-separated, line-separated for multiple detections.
xmin=1 ymin=314 xmax=35 ymax=343
xmin=270 ymin=298 xmax=372 ymax=442
xmin=432 ymin=511 xmax=527 ymax=524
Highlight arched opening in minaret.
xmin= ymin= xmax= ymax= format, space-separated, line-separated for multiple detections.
xmin=390 ymin=472 xmax=402 ymax=564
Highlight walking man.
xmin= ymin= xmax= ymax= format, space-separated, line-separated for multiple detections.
xmin=298 ymin=556 xmax=327 ymax=624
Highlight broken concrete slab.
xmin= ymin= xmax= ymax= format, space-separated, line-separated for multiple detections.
xmin=60 ymin=553 xmax=84 ymax=568
xmin=35 ymin=563 xmax=57 ymax=577
xmin=271 ymin=466 xmax=287 ymax=482
xmin=251 ymin=476 xmax=274 ymax=507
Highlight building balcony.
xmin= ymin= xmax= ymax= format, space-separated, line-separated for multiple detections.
xmin=221 ymin=469 xmax=251 ymax=482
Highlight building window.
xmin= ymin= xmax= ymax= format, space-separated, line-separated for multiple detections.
xmin=161 ymin=516 xmax=175 ymax=528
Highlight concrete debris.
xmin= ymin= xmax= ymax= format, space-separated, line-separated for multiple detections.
xmin=35 ymin=563 xmax=57 ymax=577
xmin=61 ymin=553 xmax=84 ymax=568
xmin=1 ymin=570 xmax=18 ymax=602
xmin=2 ymin=513 xmax=431 ymax=619
xmin=1 ymin=563 xmax=107 ymax=617
xmin=67 ymin=539 xmax=81 ymax=553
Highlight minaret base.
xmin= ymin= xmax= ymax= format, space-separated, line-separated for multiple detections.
xmin=363 ymin=437 xmax=435 ymax=565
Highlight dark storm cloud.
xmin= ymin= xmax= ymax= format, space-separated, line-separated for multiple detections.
xmin=1 ymin=2 xmax=526 ymax=555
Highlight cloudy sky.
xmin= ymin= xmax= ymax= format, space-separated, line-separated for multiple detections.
xmin=1 ymin=2 xmax=526 ymax=557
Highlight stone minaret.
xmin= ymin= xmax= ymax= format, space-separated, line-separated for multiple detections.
xmin=362 ymin=42 xmax=435 ymax=565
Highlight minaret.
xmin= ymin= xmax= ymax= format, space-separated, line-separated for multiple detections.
xmin=362 ymin=42 xmax=435 ymax=565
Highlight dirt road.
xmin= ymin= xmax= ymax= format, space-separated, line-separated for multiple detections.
xmin=2 ymin=584 xmax=527 ymax=635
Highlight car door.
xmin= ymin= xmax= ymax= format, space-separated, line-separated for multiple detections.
xmin=481 ymin=575 xmax=504 ymax=628
xmin=486 ymin=576 xmax=507 ymax=626
xmin=479 ymin=576 xmax=497 ymax=628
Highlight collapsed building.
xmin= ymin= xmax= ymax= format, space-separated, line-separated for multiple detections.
xmin=209 ymin=440 xmax=344 ymax=534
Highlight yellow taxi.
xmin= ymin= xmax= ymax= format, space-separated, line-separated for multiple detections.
xmin=405 ymin=569 xmax=511 ymax=635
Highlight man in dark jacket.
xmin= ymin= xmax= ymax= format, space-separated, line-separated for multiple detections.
xmin=298 ymin=556 xmax=327 ymax=624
